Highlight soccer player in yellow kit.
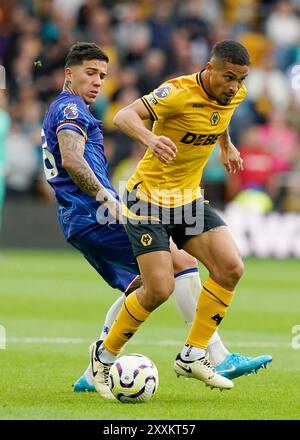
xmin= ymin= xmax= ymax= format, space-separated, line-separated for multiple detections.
xmin=91 ymin=40 xmax=272 ymax=393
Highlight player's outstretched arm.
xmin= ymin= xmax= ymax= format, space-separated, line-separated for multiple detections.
xmin=113 ymin=99 xmax=177 ymax=164
xmin=58 ymin=129 xmax=122 ymax=221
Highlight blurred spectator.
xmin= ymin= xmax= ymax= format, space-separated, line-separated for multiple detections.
xmin=82 ymin=6 xmax=113 ymax=47
xmin=257 ymin=109 xmax=300 ymax=210
xmin=176 ymin=0 xmax=211 ymax=67
xmin=147 ymin=0 xmax=175 ymax=52
xmin=245 ymin=49 xmax=290 ymax=120
xmin=258 ymin=108 xmax=299 ymax=174
xmin=137 ymin=49 xmax=167 ymax=95
xmin=265 ymin=0 xmax=300 ymax=71
xmin=113 ymin=2 xmax=151 ymax=68
xmin=77 ymin=0 xmax=99 ymax=33
xmin=168 ymin=28 xmax=194 ymax=75
xmin=223 ymin=0 xmax=259 ymax=35
xmin=230 ymin=115 xmax=300 ymax=210
xmin=229 ymin=126 xmax=276 ymax=199
xmin=239 ymin=23 xmax=273 ymax=67
xmin=6 ymin=121 xmax=38 ymax=196
xmin=54 ymin=0 xmax=84 ymax=20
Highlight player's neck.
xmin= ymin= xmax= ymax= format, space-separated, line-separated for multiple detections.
xmin=63 ymin=80 xmax=76 ymax=95
xmin=62 ymin=81 xmax=90 ymax=107
xmin=199 ymin=70 xmax=216 ymax=100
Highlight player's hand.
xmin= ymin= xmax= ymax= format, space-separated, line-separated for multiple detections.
xmin=96 ymin=188 xmax=124 ymax=224
xmin=220 ymin=142 xmax=243 ymax=174
xmin=106 ymin=200 xmax=124 ymax=224
xmin=147 ymin=134 xmax=177 ymax=164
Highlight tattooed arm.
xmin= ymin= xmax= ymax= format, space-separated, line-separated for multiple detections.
xmin=57 ymin=129 xmax=123 ymax=220
xmin=58 ymin=129 xmax=100 ymax=197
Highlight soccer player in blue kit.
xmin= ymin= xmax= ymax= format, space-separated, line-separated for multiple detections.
xmin=42 ymin=42 xmax=271 ymax=397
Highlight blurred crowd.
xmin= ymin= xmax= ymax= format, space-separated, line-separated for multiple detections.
xmin=1 ymin=0 xmax=300 ymax=214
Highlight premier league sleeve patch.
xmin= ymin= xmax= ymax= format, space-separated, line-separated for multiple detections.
xmin=63 ymin=103 xmax=79 ymax=119
xmin=154 ymin=85 xmax=172 ymax=99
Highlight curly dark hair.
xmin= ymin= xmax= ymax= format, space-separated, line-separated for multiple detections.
xmin=65 ymin=42 xmax=109 ymax=67
xmin=211 ymin=40 xmax=250 ymax=66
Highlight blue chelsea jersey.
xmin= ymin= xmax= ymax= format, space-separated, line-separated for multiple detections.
xmin=42 ymin=91 xmax=118 ymax=240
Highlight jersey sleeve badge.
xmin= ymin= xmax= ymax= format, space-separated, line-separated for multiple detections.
xmin=154 ymin=85 xmax=172 ymax=99
xmin=63 ymin=103 xmax=79 ymax=119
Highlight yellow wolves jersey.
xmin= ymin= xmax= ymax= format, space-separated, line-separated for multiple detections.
xmin=127 ymin=72 xmax=246 ymax=207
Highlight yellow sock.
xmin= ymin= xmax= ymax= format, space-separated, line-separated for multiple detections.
xmin=186 ymin=277 xmax=235 ymax=349
xmin=103 ymin=290 xmax=150 ymax=355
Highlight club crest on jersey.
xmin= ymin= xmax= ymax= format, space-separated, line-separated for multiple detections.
xmin=154 ymin=85 xmax=172 ymax=99
xmin=210 ymin=112 xmax=220 ymax=126
xmin=141 ymin=233 xmax=153 ymax=247
xmin=63 ymin=103 xmax=79 ymax=119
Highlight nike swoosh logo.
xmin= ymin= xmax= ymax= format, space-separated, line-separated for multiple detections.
xmin=91 ymin=349 xmax=98 ymax=377
xmin=178 ymin=364 xmax=192 ymax=374
xmin=217 ymin=365 xmax=236 ymax=374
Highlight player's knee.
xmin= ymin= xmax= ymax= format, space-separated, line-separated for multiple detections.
xmin=212 ymin=256 xmax=244 ymax=290
xmin=224 ymin=257 xmax=244 ymax=288
xmin=172 ymin=251 xmax=197 ymax=273
xmin=145 ymin=279 xmax=175 ymax=308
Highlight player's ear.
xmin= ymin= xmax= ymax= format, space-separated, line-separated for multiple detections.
xmin=65 ymin=67 xmax=73 ymax=81
xmin=206 ymin=61 xmax=213 ymax=73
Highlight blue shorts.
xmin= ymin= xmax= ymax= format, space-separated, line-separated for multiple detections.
xmin=69 ymin=223 xmax=140 ymax=292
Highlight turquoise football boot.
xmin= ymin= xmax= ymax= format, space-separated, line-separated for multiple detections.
xmin=73 ymin=375 xmax=96 ymax=392
xmin=215 ymin=353 xmax=272 ymax=379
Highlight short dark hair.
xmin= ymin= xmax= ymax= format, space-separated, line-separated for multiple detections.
xmin=65 ymin=42 xmax=109 ymax=67
xmin=210 ymin=40 xmax=250 ymax=66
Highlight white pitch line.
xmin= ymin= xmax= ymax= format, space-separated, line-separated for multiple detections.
xmin=4 ymin=337 xmax=291 ymax=348
xmin=6 ymin=337 xmax=86 ymax=344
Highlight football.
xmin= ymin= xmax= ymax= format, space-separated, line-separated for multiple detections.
xmin=108 ymin=354 xmax=159 ymax=403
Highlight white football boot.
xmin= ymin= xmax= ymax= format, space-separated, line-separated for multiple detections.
xmin=89 ymin=341 xmax=115 ymax=399
xmin=174 ymin=354 xmax=234 ymax=390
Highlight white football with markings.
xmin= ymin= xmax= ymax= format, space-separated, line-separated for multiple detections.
xmin=108 ymin=354 xmax=159 ymax=403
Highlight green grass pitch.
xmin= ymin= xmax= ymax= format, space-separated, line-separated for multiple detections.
xmin=0 ymin=249 xmax=299 ymax=420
